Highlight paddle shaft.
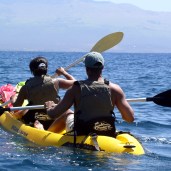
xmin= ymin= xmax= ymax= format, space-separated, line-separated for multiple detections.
xmin=0 ymin=105 xmax=45 ymax=113
xmin=2 ymin=88 xmax=171 ymax=114
xmin=0 ymin=96 xmax=162 ymax=114
xmin=127 ymin=97 xmax=153 ymax=103
xmin=0 ymin=100 xmax=11 ymax=107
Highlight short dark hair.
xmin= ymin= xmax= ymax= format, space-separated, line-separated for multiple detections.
xmin=29 ymin=56 xmax=48 ymax=76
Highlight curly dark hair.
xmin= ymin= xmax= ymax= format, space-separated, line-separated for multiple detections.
xmin=29 ymin=56 xmax=48 ymax=76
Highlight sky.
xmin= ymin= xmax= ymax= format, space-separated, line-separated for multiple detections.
xmin=95 ymin=0 xmax=171 ymax=12
xmin=0 ymin=0 xmax=171 ymax=53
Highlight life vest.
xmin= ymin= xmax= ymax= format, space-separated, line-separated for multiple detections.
xmin=74 ymin=80 xmax=116 ymax=137
xmin=22 ymin=75 xmax=60 ymax=129
xmin=25 ymin=75 xmax=60 ymax=105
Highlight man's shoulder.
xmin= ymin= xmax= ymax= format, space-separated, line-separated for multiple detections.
xmin=109 ymin=82 xmax=120 ymax=88
xmin=109 ymin=82 xmax=123 ymax=94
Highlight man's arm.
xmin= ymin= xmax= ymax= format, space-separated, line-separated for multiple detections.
xmin=110 ymin=83 xmax=134 ymax=123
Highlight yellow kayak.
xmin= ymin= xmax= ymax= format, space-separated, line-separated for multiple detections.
xmin=0 ymin=111 xmax=145 ymax=155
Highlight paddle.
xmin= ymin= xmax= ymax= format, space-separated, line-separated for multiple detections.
xmin=0 ymin=105 xmax=45 ymax=115
xmin=126 ymin=89 xmax=171 ymax=107
xmin=0 ymin=100 xmax=11 ymax=107
xmin=1 ymin=89 xmax=171 ymax=115
xmin=51 ymin=32 xmax=124 ymax=77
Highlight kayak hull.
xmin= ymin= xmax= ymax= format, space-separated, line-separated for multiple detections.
xmin=0 ymin=112 xmax=145 ymax=155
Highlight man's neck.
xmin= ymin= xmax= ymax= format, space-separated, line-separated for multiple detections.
xmin=87 ymin=75 xmax=103 ymax=82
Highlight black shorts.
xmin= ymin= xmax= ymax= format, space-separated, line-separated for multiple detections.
xmin=21 ymin=109 xmax=54 ymax=130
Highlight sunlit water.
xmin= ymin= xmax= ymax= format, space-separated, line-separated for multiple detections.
xmin=0 ymin=51 xmax=171 ymax=171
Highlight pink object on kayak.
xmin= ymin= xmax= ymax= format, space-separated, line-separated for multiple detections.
xmin=0 ymin=84 xmax=16 ymax=107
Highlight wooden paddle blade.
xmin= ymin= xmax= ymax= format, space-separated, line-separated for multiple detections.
xmin=152 ymin=90 xmax=171 ymax=107
xmin=90 ymin=32 xmax=124 ymax=53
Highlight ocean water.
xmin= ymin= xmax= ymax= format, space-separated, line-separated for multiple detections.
xmin=0 ymin=51 xmax=171 ymax=171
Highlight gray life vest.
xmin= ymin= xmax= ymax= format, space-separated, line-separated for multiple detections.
xmin=74 ymin=80 xmax=116 ymax=136
xmin=25 ymin=75 xmax=60 ymax=105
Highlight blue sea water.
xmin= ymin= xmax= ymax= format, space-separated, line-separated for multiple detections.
xmin=0 ymin=51 xmax=171 ymax=171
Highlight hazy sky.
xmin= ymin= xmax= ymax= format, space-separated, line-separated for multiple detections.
xmin=95 ymin=0 xmax=171 ymax=12
xmin=0 ymin=0 xmax=171 ymax=52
